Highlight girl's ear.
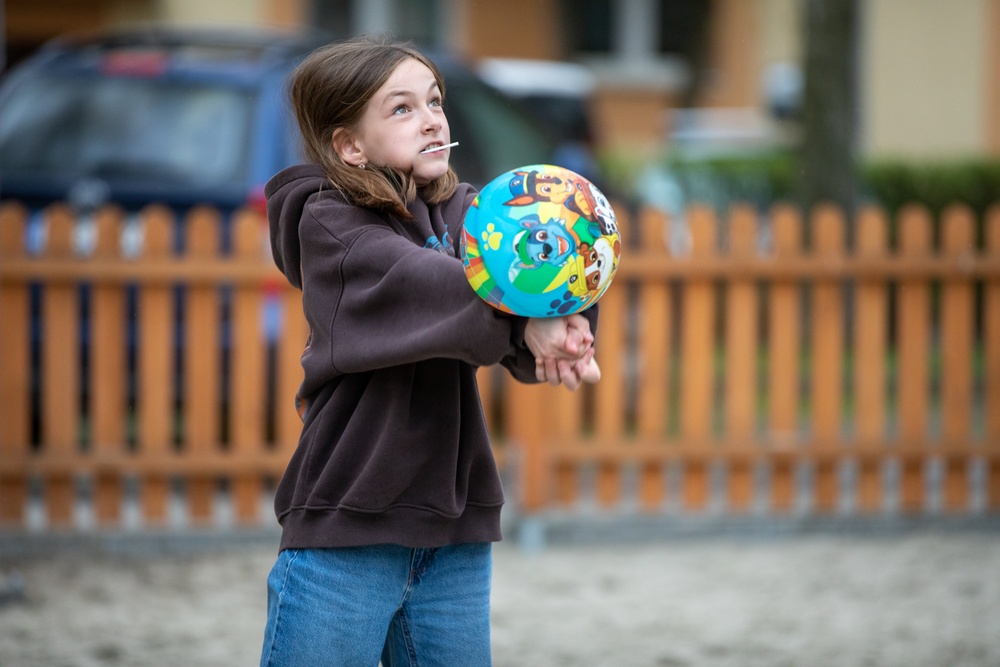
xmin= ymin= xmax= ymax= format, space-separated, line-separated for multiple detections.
xmin=332 ymin=128 xmax=365 ymax=167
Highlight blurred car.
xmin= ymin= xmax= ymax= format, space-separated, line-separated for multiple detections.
xmin=0 ymin=26 xmax=558 ymax=255
xmin=0 ymin=27 xmax=315 ymax=253
xmin=476 ymin=57 xmax=602 ymax=184
xmin=0 ymin=26 xmax=564 ymax=440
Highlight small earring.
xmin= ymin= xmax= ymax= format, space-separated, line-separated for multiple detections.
xmin=358 ymin=163 xmax=366 ymax=170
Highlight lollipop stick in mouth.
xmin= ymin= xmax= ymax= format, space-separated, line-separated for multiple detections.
xmin=420 ymin=141 xmax=459 ymax=154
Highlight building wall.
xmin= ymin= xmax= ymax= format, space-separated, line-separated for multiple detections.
xmin=4 ymin=0 xmax=302 ymax=49
xmin=4 ymin=0 xmax=154 ymax=57
xmin=156 ymin=0 xmax=264 ymax=26
xmin=864 ymin=0 xmax=988 ymax=158
xmin=111 ymin=0 xmax=1000 ymax=159
xmin=157 ymin=0 xmax=305 ymax=27
xmin=750 ymin=0 xmax=995 ymax=159
xmin=699 ymin=0 xmax=761 ymax=109
xmin=456 ymin=0 xmax=563 ymax=60
xmin=988 ymin=0 xmax=1000 ymax=153
xmin=5 ymin=0 xmax=998 ymax=158
xmin=6 ymin=0 xmax=117 ymax=42
xmin=757 ymin=0 xmax=802 ymax=69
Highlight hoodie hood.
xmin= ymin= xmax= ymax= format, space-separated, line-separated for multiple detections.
xmin=265 ymin=164 xmax=329 ymax=290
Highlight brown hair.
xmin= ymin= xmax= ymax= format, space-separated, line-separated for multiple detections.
xmin=289 ymin=34 xmax=458 ymax=219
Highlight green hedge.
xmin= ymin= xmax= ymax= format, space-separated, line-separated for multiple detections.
xmin=636 ymin=152 xmax=1000 ymax=219
xmin=862 ymin=159 xmax=1000 ymax=218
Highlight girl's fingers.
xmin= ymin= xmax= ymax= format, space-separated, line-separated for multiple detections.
xmin=564 ymin=327 xmax=582 ymax=356
xmin=527 ymin=317 xmax=584 ymax=360
xmin=544 ymin=357 xmax=560 ymax=386
xmin=580 ymin=358 xmax=601 ymax=383
xmin=558 ymin=359 xmax=582 ymax=391
xmin=537 ymin=349 xmax=599 ymax=389
xmin=567 ymin=314 xmax=594 ymax=343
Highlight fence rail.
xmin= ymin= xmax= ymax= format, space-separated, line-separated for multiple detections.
xmin=0 ymin=199 xmax=998 ymax=531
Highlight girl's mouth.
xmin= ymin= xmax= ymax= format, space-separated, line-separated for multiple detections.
xmin=420 ymin=141 xmax=459 ymax=154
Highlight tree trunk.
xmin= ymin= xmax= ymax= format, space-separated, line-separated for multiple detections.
xmin=799 ymin=0 xmax=860 ymax=239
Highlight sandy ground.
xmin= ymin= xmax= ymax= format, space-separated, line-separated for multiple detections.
xmin=0 ymin=531 xmax=998 ymax=667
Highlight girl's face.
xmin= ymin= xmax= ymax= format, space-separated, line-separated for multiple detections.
xmin=337 ymin=58 xmax=451 ymax=186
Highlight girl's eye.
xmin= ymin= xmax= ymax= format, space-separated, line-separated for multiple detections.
xmin=392 ymin=105 xmax=409 ymax=115
xmin=429 ymin=98 xmax=443 ymax=108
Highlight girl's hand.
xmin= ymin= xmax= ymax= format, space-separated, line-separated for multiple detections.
xmin=525 ymin=315 xmax=594 ymax=361
xmin=575 ymin=354 xmax=602 ymax=384
xmin=526 ymin=314 xmax=598 ymax=389
xmin=565 ymin=314 xmax=594 ymax=354
xmin=535 ymin=347 xmax=601 ymax=390
xmin=525 ymin=317 xmax=574 ymax=360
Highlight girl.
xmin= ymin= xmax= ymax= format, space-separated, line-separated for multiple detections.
xmin=260 ymin=35 xmax=600 ymax=666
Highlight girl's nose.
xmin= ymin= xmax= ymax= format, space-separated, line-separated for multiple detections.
xmin=422 ymin=110 xmax=443 ymax=133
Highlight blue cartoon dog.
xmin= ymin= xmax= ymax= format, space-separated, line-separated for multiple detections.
xmin=511 ymin=214 xmax=576 ymax=269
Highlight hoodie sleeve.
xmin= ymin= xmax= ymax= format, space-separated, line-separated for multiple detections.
xmin=299 ymin=202 xmax=521 ymax=376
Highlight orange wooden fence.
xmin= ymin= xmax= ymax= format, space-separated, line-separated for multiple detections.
xmin=0 ymin=199 xmax=998 ymax=531
xmin=506 ymin=201 xmax=1000 ymax=518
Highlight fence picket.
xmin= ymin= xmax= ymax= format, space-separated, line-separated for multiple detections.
xmin=506 ymin=380 xmax=547 ymax=511
xmin=940 ymin=205 xmax=976 ymax=511
xmin=896 ymin=205 xmax=933 ymax=512
xmin=41 ymin=205 xmax=79 ymax=526
xmin=854 ymin=206 xmax=889 ymax=511
xmin=551 ymin=381 xmax=583 ymax=508
xmin=182 ymin=207 xmax=222 ymax=522
xmin=137 ymin=206 xmax=175 ymax=523
xmin=767 ymin=204 xmax=802 ymax=511
xmin=230 ymin=210 xmax=267 ymax=522
xmin=0 ymin=204 xmax=30 ymax=524
xmin=636 ymin=206 xmax=671 ymax=508
xmin=724 ymin=204 xmax=758 ymax=511
xmin=810 ymin=204 xmax=846 ymax=512
xmin=594 ymin=279 xmax=627 ymax=506
xmin=90 ymin=206 xmax=127 ymax=524
xmin=986 ymin=206 xmax=1000 ymax=510
xmin=679 ymin=205 xmax=716 ymax=509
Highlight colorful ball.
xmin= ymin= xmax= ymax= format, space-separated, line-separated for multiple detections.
xmin=460 ymin=164 xmax=621 ymax=317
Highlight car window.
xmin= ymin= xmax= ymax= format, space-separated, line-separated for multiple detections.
xmin=0 ymin=75 xmax=254 ymax=187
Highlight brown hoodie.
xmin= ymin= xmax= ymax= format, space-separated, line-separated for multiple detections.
xmin=266 ymin=164 xmax=557 ymax=549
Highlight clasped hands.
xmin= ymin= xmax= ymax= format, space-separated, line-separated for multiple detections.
xmin=524 ymin=314 xmax=601 ymax=391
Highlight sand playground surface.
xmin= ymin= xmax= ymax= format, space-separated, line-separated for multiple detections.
xmin=0 ymin=529 xmax=997 ymax=667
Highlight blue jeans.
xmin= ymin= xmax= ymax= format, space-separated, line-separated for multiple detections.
xmin=260 ymin=543 xmax=493 ymax=666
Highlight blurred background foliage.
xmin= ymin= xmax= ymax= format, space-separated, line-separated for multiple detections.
xmin=603 ymin=150 xmax=1000 ymax=247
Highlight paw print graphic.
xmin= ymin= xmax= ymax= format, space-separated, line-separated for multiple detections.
xmin=547 ymin=290 xmax=580 ymax=316
xmin=481 ymin=223 xmax=502 ymax=250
